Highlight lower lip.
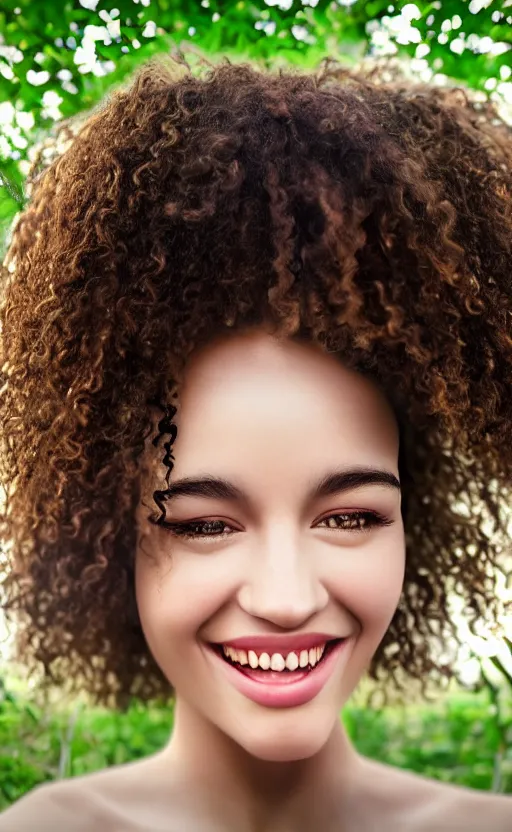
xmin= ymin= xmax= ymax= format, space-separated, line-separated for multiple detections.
xmin=208 ymin=640 xmax=349 ymax=709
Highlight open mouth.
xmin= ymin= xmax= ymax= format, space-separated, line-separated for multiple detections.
xmin=207 ymin=636 xmax=350 ymax=708
xmin=212 ymin=638 xmax=344 ymax=675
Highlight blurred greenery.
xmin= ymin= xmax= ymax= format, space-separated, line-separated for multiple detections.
xmin=1 ymin=672 xmax=511 ymax=810
xmin=0 ymin=0 xmax=511 ymax=258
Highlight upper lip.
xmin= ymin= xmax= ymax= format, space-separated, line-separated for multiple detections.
xmin=213 ymin=632 xmax=344 ymax=653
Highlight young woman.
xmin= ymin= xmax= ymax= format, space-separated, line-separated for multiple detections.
xmin=0 ymin=54 xmax=511 ymax=831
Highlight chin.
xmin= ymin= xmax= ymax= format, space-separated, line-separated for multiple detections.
xmin=235 ymin=713 xmax=335 ymax=763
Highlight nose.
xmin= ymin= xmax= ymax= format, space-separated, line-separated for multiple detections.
xmin=237 ymin=527 xmax=329 ymax=629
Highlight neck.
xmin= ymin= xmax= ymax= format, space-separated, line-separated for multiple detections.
xmin=160 ymin=697 xmax=363 ymax=832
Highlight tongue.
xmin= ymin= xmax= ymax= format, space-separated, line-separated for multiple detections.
xmin=236 ymin=665 xmax=311 ymax=684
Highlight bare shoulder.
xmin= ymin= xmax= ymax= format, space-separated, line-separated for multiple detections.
xmin=0 ymin=754 xmax=223 ymax=832
xmin=358 ymin=756 xmax=512 ymax=831
xmin=0 ymin=778 xmax=116 ymax=832
xmin=0 ymin=758 xmax=158 ymax=832
xmin=426 ymin=786 xmax=512 ymax=831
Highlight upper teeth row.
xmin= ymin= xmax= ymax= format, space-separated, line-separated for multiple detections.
xmin=223 ymin=644 xmax=326 ymax=671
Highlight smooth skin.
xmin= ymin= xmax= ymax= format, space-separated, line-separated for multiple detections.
xmin=1 ymin=328 xmax=511 ymax=831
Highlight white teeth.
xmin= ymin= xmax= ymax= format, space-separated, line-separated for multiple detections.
xmin=270 ymin=653 xmax=286 ymax=671
xmin=248 ymin=650 xmax=259 ymax=669
xmin=222 ymin=643 xmax=328 ymax=671
xmin=259 ymin=652 xmax=271 ymax=670
xmin=286 ymin=652 xmax=299 ymax=671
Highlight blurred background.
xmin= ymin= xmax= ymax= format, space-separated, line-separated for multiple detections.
xmin=1 ymin=0 xmax=512 ymax=810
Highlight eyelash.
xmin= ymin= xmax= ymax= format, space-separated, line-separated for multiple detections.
xmin=158 ymin=511 xmax=393 ymax=541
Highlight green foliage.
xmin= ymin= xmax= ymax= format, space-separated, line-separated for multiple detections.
xmin=0 ymin=0 xmax=511 ymax=259
xmin=0 ymin=678 xmax=174 ymax=808
xmin=344 ymin=692 xmax=512 ymax=792
xmin=389 ymin=0 xmax=511 ymax=93
xmin=1 ymin=674 xmax=511 ymax=810
xmin=470 ymin=636 xmax=512 ymax=791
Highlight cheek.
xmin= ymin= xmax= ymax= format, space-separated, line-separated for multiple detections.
xmin=134 ymin=561 xmax=199 ymax=682
xmin=326 ymin=535 xmax=405 ymax=633
xmin=135 ymin=548 xmax=236 ymax=643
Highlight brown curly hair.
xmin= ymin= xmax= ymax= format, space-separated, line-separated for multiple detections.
xmin=1 ymin=54 xmax=511 ymax=712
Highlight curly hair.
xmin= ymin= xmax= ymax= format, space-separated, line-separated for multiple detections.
xmin=1 ymin=53 xmax=511 ymax=712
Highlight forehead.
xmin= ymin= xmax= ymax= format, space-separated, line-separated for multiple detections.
xmin=140 ymin=330 xmax=398 ymax=488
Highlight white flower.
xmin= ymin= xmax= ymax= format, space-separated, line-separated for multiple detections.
xmin=142 ymin=20 xmax=156 ymax=38
xmin=16 ymin=110 xmax=35 ymax=130
xmin=0 ymin=101 xmax=14 ymax=126
xmin=26 ymin=70 xmax=50 ymax=86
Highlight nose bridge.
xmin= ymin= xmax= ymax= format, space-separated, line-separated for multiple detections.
xmin=238 ymin=521 xmax=328 ymax=626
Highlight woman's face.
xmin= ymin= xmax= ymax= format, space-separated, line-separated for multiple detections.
xmin=135 ymin=329 xmax=405 ymax=762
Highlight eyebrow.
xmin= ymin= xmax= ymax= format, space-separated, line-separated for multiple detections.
xmin=158 ymin=467 xmax=400 ymax=505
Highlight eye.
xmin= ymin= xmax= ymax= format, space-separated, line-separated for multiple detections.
xmin=162 ymin=519 xmax=233 ymax=541
xmin=316 ymin=511 xmax=392 ymax=532
xmin=155 ymin=511 xmax=392 ymax=542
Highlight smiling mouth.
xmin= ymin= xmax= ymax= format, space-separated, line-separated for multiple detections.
xmin=212 ymin=638 xmax=344 ymax=675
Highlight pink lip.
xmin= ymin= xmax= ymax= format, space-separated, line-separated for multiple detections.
xmin=208 ymin=638 xmax=350 ymax=709
xmin=215 ymin=632 xmax=342 ymax=653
